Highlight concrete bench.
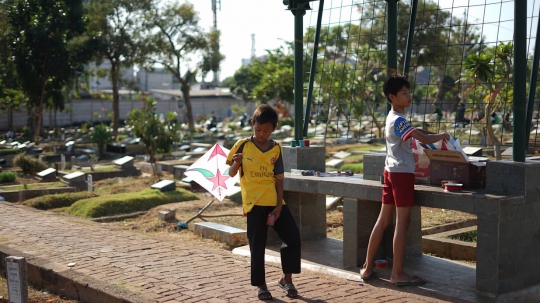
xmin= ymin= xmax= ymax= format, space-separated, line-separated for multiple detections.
xmin=193 ymin=222 xmax=247 ymax=247
xmin=283 ymin=157 xmax=538 ymax=297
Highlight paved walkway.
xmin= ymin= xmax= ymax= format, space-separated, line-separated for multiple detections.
xmin=0 ymin=202 xmax=469 ymax=303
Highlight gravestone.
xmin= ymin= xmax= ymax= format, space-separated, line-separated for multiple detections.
xmin=151 ymin=180 xmax=176 ymax=192
xmin=333 ymin=151 xmax=351 ymax=159
xmin=6 ymin=256 xmax=28 ymax=303
xmin=87 ymin=174 xmax=93 ymax=192
xmin=173 ymin=165 xmax=190 ymax=180
xmin=36 ymin=168 xmax=57 ymax=182
xmin=113 ymin=156 xmax=134 ymax=169
xmin=325 ymin=158 xmax=344 ymax=169
xmin=71 ymin=156 xmax=77 ymax=169
xmin=62 ymin=171 xmax=86 ymax=187
xmin=61 ymin=154 xmax=66 ymax=171
xmin=158 ymin=209 xmax=176 ymax=221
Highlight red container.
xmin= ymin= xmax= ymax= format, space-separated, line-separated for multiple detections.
xmin=304 ymin=140 xmax=310 ymax=147
xmin=444 ymin=183 xmax=463 ymax=192
xmin=374 ymin=260 xmax=387 ymax=269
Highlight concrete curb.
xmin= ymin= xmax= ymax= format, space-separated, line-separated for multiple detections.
xmin=0 ymin=244 xmax=156 ymax=303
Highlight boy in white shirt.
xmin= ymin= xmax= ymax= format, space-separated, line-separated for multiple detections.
xmin=360 ymin=76 xmax=449 ymax=286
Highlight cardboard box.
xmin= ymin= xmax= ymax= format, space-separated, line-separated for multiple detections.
xmin=424 ymin=150 xmax=487 ymax=189
xmin=413 ymin=153 xmax=430 ymax=183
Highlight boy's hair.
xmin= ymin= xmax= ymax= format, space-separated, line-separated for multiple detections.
xmin=252 ymin=104 xmax=279 ymax=127
xmin=383 ymin=75 xmax=410 ymax=103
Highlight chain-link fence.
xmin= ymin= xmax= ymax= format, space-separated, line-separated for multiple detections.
xmin=303 ymin=0 xmax=539 ymax=154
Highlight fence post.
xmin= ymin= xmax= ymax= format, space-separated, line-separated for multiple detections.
xmin=513 ymin=0 xmax=527 ymax=161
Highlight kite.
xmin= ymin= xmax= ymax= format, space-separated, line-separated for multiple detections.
xmin=183 ymin=143 xmax=239 ymax=201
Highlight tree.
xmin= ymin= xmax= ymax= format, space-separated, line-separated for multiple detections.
xmin=229 ymin=45 xmax=300 ymax=116
xmin=8 ymin=0 xmax=87 ymax=141
xmin=144 ymin=2 xmax=217 ymax=132
xmin=85 ymin=0 xmax=153 ymax=137
xmin=126 ymin=98 xmax=181 ymax=178
xmin=0 ymin=1 xmax=24 ymax=130
xmin=462 ymin=42 xmax=513 ymax=160
xmin=201 ymin=29 xmax=225 ymax=84
xmin=90 ymin=123 xmax=112 ymax=159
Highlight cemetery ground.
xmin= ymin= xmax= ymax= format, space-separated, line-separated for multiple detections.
xmin=0 ymin=142 xmax=480 ymax=301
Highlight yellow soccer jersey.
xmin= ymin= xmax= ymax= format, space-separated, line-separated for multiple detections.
xmin=226 ymin=137 xmax=285 ymax=214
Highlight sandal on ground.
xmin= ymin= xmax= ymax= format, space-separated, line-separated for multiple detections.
xmin=277 ymin=281 xmax=298 ymax=298
xmin=257 ymin=288 xmax=273 ymax=300
xmin=393 ymin=275 xmax=427 ymax=287
xmin=360 ymin=269 xmax=375 ymax=281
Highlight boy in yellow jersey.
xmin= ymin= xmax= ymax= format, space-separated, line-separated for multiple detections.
xmin=227 ymin=104 xmax=301 ymax=300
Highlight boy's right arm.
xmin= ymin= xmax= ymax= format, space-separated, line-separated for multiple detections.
xmin=410 ymin=130 xmax=450 ymax=144
xmin=228 ymin=153 xmax=243 ymax=177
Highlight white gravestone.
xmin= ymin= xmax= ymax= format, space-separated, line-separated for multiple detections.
xmin=61 ymin=154 xmax=66 ymax=171
xmin=6 ymin=256 xmax=28 ymax=303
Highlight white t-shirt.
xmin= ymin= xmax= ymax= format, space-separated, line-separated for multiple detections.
xmin=384 ymin=110 xmax=416 ymax=173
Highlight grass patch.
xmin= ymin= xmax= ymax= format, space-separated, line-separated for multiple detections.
xmin=343 ymin=155 xmax=364 ymax=164
xmin=447 ymin=230 xmax=478 ymax=243
xmin=22 ymin=191 xmax=98 ymax=210
xmin=0 ymin=182 xmax=67 ymax=191
xmin=339 ymin=163 xmax=363 ymax=174
xmin=66 ymin=188 xmax=199 ymax=218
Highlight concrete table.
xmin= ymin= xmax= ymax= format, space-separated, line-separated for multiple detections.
xmin=283 ymin=170 xmax=528 ymax=297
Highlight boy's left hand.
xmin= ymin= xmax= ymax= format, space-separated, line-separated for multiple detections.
xmin=270 ymin=205 xmax=282 ymax=221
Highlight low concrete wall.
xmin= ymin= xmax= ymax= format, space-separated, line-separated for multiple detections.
xmin=423 ymin=226 xmax=477 ymax=261
xmin=0 ymin=187 xmax=79 ymax=202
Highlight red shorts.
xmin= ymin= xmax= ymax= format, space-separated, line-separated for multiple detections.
xmin=382 ymin=170 xmax=415 ymax=207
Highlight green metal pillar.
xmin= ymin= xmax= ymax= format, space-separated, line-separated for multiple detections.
xmin=386 ymin=0 xmax=399 ymax=114
xmin=293 ymin=7 xmax=305 ymax=142
xmin=403 ymin=0 xmax=417 ymax=77
xmin=303 ymin=0 xmax=324 ymax=136
xmin=513 ymin=0 xmax=527 ymax=161
xmin=526 ymin=4 xmax=540 ymax=150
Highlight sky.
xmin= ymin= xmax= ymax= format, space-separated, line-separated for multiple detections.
xmin=193 ymin=0 xmax=540 ymax=81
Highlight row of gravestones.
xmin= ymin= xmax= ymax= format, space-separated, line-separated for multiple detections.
xmin=36 ymin=156 xmax=136 ymax=188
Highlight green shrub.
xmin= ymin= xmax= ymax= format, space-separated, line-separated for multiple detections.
xmin=23 ymin=192 xmax=98 ymax=210
xmin=90 ymin=123 xmax=113 ymax=157
xmin=0 ymin=171 xmax=16 ymax=183
xmin=339 ymin=163 xmax=363 ymax=174
xmin=66 ymin=188 xmax=199 ymax=218
xmin=13 ymin=153 xmax=47 ymax=175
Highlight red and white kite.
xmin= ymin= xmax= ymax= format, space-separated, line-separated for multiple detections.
xmin=183 ymin=144 xmax=239 ymax=201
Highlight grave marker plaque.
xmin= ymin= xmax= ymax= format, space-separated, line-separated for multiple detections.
xmin=151 ymin=180 xmax=176 ymax=192
xmin=88 ymin=174 xmax=93 ymax=192
xmin=37 ymin=168 xmax=57 ymax=182
xmin=113 ymin=156 xmax=134 ymax=169
xmin=6 ymin=256 xmax=28 ymax=303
